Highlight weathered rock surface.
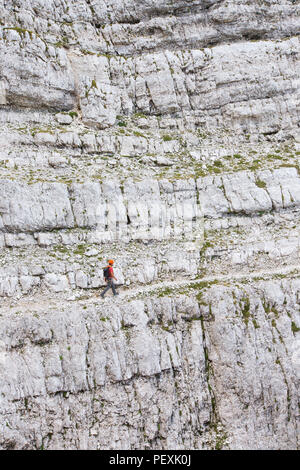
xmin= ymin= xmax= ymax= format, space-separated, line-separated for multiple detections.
xmin=0 ymin=0 xmax=299 ymax=450
xmin=0 ymin=279 xmax=299 ymax=449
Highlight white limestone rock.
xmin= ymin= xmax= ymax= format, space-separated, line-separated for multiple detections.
xmin=55 ymin=113 xmax=73 ymax=125
xmin=0 ymin=0 xmax=300 ymax=452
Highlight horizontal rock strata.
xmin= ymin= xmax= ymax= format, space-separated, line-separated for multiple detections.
xmin=0 ymin=0 xmax=299 ymax=450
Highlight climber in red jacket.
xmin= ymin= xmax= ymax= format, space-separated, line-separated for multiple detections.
xmin=100 ymin=259 xmax=119 ymax=298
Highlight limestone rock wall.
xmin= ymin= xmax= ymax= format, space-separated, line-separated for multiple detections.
xmin=0 ymin=279 xmax=299 ymax=449
xmin=1 ymin=166 xmax=300 ymax=247
xmin=0 ymin=1 xmax=300 ymax=133
xmin=0 ymin=0 xmax=300 ymax=450
xmin=1 ymin=27 xmax=299 ymax=133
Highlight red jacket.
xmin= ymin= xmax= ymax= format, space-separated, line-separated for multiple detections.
xmin=107 ymin=266 xmax=114 ymax=278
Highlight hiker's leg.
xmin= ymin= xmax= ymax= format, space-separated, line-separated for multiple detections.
xmin=111 ymin=280 xmax=118 ymax=295
xmin=101 ymin=281 xmax=111 ymax=297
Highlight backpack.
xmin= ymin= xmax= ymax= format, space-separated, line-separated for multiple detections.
xmin=103 ymin=266 xmax=110 ymax=280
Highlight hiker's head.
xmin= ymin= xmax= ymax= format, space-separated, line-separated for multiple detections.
xmin=108 ymin=259 xmax=114 ymax=265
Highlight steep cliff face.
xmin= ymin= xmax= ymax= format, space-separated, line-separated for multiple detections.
xmin=0 ymin=0 xmax=299 ymax=449
xmin=1 ymin=279 xmax=300 ymax=450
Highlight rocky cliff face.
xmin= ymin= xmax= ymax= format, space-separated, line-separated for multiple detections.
xmin=0 ymin=0 xmax=299 ymax=450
